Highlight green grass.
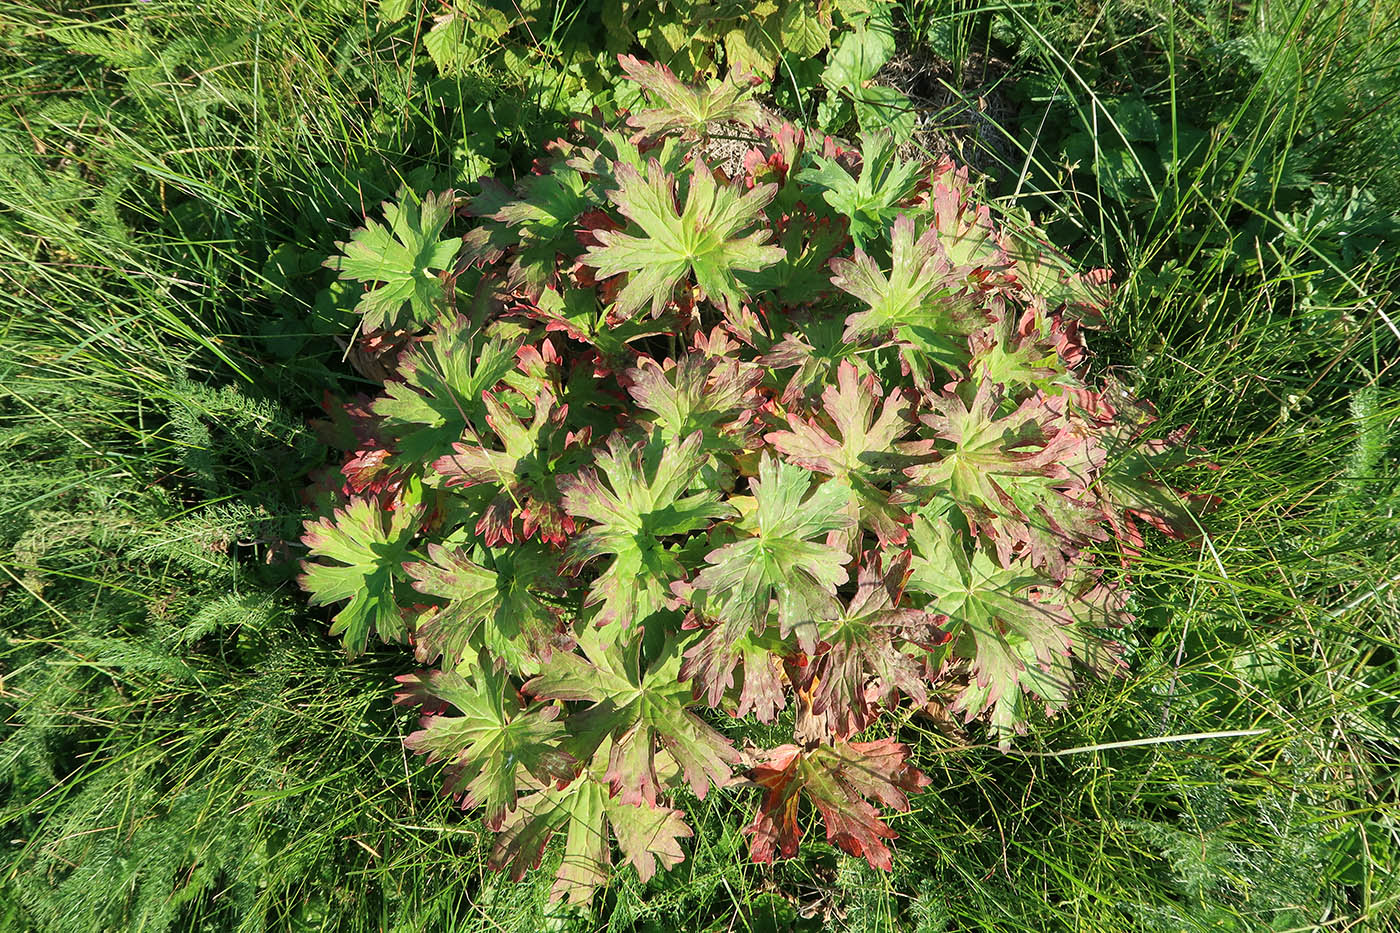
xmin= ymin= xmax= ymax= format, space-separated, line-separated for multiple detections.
xmin=2 ymin=0 xmax=1398 ymax=930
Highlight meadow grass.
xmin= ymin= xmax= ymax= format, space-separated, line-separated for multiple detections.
xmin=1 ymin=0 xmax=1397 ymax=929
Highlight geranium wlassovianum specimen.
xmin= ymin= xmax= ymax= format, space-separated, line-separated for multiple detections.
xmin=299 ymin=58 xmax=1210 ymax=904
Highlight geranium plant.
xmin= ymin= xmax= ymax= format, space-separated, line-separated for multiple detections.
xmin=300 ymin=58 xmax=1208 ymax=904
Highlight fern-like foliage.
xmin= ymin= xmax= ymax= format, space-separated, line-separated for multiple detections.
xmin=297 ymin=60 xmax=1210 ymax=904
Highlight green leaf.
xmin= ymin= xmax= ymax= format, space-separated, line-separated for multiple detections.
xmin=618 ymin=55 xmax=767 ymax=138
xmin=906 ymin=516 xmax=1125 ymax=745
xmin=372 ymin=318 xmax=521 ymax=468
xmin=489 ymin=773 xmax=693 ymax=905
xmin=464 ymin=169 xmax=592 ymax=297
xmin=796 ymin=132 xmax=922 ymax=247
xmin=430 ymin=389 xmax=588 ymax=547
xmin=396 ymin=659 xmax=576 ymax=830
xmin=854 ymin=85 xmax=915 ymax=143
xmin=692 ymin=454 xmax=853 ymax=640
xmin=404 ymin=543 xmax=562 ymax=674
xmin=324 ymin=190 xmax=460 ymax=330
xmin=779 ymin=0 xmax=831 ymax=58
xmin=560 ymin=431 xmax=735 ymax=629
xmin=821 ymin=10 xmax=894 ymax=90
xmin=626 ymin=352 xmax=764 ymax=459
xmin=299 ymin=494 xmax=423 ymax=654
xmin=903 ymin=378 xmax=1104 ymax=578
xmin=585 ymin=158 xmax=785 ymax=319
xmin=831 ymin=214 xmax=980 ymax=376
xmin=526 ymin=632 xmax=739 ymax=806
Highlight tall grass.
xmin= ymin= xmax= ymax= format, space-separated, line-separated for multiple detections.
xmin=2 ymin=0 xmax=1397 ymax=929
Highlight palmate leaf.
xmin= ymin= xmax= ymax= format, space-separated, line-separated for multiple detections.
xmin=796 ymin=132 xmax=922 ymax=247
xmin=462 ymin=169 xmax=594 ymax=297
xmin=394 ymin=658 xmax=576 ymax=830
xmin=430 ymin=390 xmax=587 ymax=547
xmin=744 ymin=738 xmax=930 ymax=870
xmin=372 ymin=317 xmax=521 ymax=468
xmin=299 ymin=493 xmax=423 ymax=654
xmin=680 ymin=620 xmax=787 ymax=723
xmin=324 ymin=190 xmax=460 ymax=330
xmin=768 ymin=360 xmax=915 ymax=545
xmin=584 ymin=157 xmax=785 ymax=320
xmin=903 ymin=378 xmax=1105 ymax=578
xmin=800 ymin=551 xmax=945 ymax=738
xmin=403 ymin=542 xmax=563 ymax=675
xmin=927 ymin=180 xmax=1008 ymax=281
xmin=526 ymin=630 xmax=739 ymax=808
xmin=559 ymin=431 xmax=734 ymax=629
xmin=906 ymin=516 xmax=1126 ymax=745
xmin=832 ymin=214 xmax=981 ymax=376
xmin=618 ymin=54 xmax=766 ymax=140
xmin=489 ymin=772 xmax=692 ymax=905
xmin=691 ymin=454 xmax=853 ymax=641
xmin=626 ymin=352 xmax=763 ymax=458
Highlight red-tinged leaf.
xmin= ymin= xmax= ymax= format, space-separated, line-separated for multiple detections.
xmin=430 ymin=390 xmax=587 ymax=546
xmin=800 ymin=551 xmax=945 ymax=738
xmin=489 ymin=771 xmax=694 ymax=905
xmin=680 ymin=621 xmax=787 ymax=722
xmin=743 ymin=738 xmax=930 ymax=869
xmin=768 ymin=360 xmax=916 ymax=546
xmin=559 ymin=430 xmax=734 ymax=629
xmin=906 ymin=516 xmax=1126 ymax=745
xmin=903 ymin=378 xmax=1105 ymax=578
xmin=524 ymin=633 xmax=738 ymax=805
xmin=395 ymin=658 xmax=576 ymax=829
xmin=371 ymin=317 xmax=521 ymax=468
xmin=830 ymin=214 xmax=982 ymax=384
xmin=299 ymin=494 xmax=423 ymax=654
xmin=403 ymin=542 xmax=563 ymax=674
xmin=926 ymin=180 xmax=1010 ymax=283
xmin=626 ymin=352 xmax=764 ymax=458
xmin=967 ymin=304 xmax=1083 ymax=396
xmin=618 ymin=54 xmax=765 ymax=140
xmin=584 ymin=157 xmax=785 ymax=319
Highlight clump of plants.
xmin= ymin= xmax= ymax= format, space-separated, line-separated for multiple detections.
xmin=299 ymin=58 xmax=1207 ymax=903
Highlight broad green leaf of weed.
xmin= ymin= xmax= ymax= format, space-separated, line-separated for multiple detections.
xmin=324 ymin=190 xmax=460 ymax=330
xmin=300 ymin=493 xmax=424 ymax=653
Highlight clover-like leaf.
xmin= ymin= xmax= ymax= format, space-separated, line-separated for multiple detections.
xmin=585 ymin=158 xmax=785 ymax=319
xmin=324 ymin=190 xmax=460 ymax=329
xmin=744 ymin=738 xmax=930 ymax=870
xmin=299 ymin=493 xmax=423 ymax=654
